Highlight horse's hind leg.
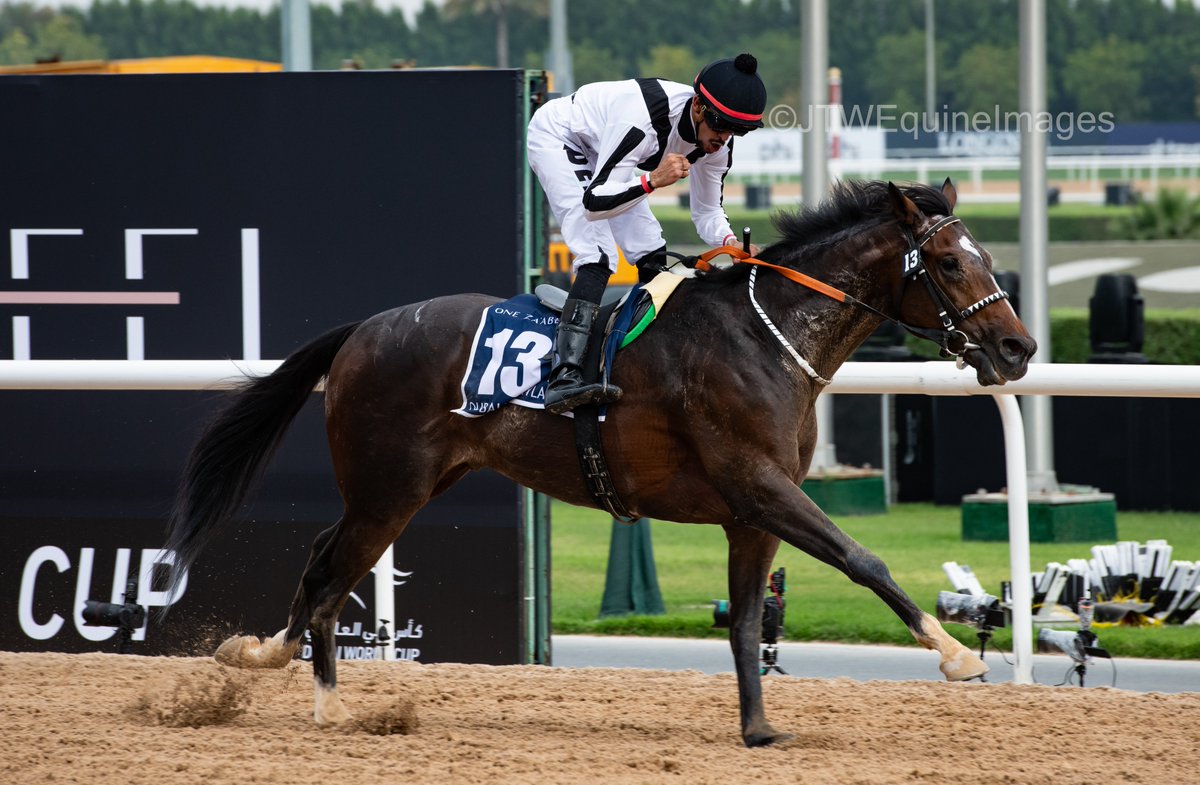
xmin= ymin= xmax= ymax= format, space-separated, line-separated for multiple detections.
xmin=211 ymin=503 xmax=415 ymax=726
xmin=723 ymin=525 xmax=793 ymax=748
xmin=213 ymin=525 xmax=340 ymax=670
xmin=296 ymin=508 xmax=417 ymax=726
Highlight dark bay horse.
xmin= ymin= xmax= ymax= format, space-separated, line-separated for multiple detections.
xmin=163 ymin=179 xmax=1035 ymax=747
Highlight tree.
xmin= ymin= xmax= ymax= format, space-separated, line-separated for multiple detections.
xmin=0 ymin=26 xmax=35 ymax=65
xmin=865 ymin=29 xmax=932 ymax=116
xmin=36 ymin=12 xmax=105 ymax=61
xmin=443 ymin=0 xmax=545 ymax=68
xmin=739 ymin=30 xmax=802 ymax=114
xmin=1195 ymin=64 xmax=1200 ymax=121
xmin=0 ymin=8 xmax=105 ymax=65
xmin=948 ymin=43 xmax=1019 ymax=116
xmin=1062 ymin=35 xmax=1148 ymax=121
xmin=1141 ymin=31 xmax=1200 ymax=121
xmin=637 ymin=44 xmax=699 ymax=84
xmin=570 ymin=40 xmax=622 ymax=85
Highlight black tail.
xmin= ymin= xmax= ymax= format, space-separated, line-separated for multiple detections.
xmin=162 ymin=321 xmax=362 ymax=600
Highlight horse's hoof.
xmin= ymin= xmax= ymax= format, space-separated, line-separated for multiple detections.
xmin=940 ymin=648 xmax=989 ymax=681
xmin=743 ymin=727 xmax=795 ymax=748
xmin=918 ymin=612 xmax=989 ymax=682
xmin=214 ymin=631 xmax=293 ymax=669
xmin=314 ymin=683 xmax=352 ymax=727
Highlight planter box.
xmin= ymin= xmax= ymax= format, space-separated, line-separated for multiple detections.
xmin=802 ymin=469 xmax=888 ymax=517
xmin=962 ymin=491 xmax=1117 ymax=542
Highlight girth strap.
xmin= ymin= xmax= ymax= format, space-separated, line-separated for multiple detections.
xmin=570 ymin=299 xmax=637 ymax=522
xmin=573 ymin=404 xmax=637 ymax=522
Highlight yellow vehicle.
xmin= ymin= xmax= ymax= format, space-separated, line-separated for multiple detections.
xmin=0 ymin=55 xmax=281 ymax=75
xmin=546 ymin=240 xmax=639 ymax=287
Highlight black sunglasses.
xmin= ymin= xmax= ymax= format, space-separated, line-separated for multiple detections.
xmin=702 ymin=106 xmax=754 ymax=137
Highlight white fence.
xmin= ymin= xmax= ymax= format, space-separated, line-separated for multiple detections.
xmin=821 ymin=154 xmax=1200 ymax=195
xmin=3 ymin=359 xmax=1199 ymax=679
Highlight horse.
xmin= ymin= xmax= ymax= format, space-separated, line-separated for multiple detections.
xmin=163 ymin=179 xmax=1036 ymax=747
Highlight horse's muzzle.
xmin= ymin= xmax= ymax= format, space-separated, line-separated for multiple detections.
xmin=970 ymin=333 xmax=1036 ymax=385
xmin=979 ymin=333 xmax=1036 ymax=386
xmin=999 ymin=334 xmax=1037 ymax=379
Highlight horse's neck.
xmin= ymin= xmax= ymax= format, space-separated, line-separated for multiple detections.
xmin=763 ymin=232 xmax=902 ymax=378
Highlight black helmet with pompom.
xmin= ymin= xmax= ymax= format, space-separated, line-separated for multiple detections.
xmin=693 ymin=53 xmax=767 ymax=133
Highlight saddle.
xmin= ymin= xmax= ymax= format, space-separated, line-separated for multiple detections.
xmin=533 ymin=269 xmax=685 ymax=350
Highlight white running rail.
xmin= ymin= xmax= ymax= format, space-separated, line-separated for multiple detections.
xmin=3 ymin=359 xmax=1199 ymax=677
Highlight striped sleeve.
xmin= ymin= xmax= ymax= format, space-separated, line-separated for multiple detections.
xmin=581 ymin=127 xmax=652 ymax=219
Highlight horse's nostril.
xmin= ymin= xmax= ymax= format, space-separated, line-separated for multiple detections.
xmin=1001 ymin=336 xmax=1034 ymax=362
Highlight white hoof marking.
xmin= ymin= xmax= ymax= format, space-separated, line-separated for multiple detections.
xmin=313 ymin=680 xmax=351 ymax=726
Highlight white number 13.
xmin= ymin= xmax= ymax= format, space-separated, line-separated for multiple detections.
xmin=478 ymin=328 xmax=554 ymax=397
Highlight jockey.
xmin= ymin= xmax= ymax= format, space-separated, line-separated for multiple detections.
xmin=528 ymin=53 xmax=767 ymax=415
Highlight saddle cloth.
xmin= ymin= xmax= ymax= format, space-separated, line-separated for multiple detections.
xmin=451 ymin=273 xmax=684 ymax=418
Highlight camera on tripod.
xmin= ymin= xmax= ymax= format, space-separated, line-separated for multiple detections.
xmin=712 ymin=568 xmax=786 ymax=639
xmin=1035 ymin=595 xmax=1111 ymax=687
xmin=712 ymin=567 xmax=787 ymax=675
xmin=82 ymin=577 xmax=146 ymax=654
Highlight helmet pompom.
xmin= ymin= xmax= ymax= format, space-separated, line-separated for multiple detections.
xmin=734 ymin=53 xmax=758 ymax=76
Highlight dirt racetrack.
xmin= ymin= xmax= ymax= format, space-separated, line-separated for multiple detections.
xmin=2 ymin=651 xmax=1197 ymax=785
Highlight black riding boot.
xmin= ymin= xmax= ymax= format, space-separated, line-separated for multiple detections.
xmin=544 ymin=297 xmax=623 ymax=415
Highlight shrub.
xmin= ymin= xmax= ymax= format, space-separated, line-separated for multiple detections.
xmin=1121 ymin=188 xmax=1200 ymax=241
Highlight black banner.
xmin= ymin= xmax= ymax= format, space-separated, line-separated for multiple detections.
xmin=0 ymin=471 xmax=520 ymax=662
xmin=0 ymin=71 xmax=531 ymax=661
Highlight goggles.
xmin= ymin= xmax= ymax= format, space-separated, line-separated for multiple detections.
xmin=702 ymin=106 xmax=754 ymax=137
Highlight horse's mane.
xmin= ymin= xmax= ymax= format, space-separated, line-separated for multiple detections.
xmin=697 ymin=180 xmax=952 ymax=284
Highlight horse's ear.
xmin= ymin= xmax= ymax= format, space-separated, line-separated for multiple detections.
xmin=941 ymin=177 xmax=958 ymax=212
xmin=887 ymin=182 xmax=921 ymax=227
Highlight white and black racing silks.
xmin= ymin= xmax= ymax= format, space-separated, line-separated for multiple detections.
xmin=527 ymin=76 xmax=739 ymax=271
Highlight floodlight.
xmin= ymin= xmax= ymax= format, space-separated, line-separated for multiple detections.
xmin=1089 ymin=274 xmax=1147 ymax=363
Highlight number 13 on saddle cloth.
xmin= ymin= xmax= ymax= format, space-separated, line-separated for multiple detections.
xmin=452 ymin=272 xmax=685 ymax=417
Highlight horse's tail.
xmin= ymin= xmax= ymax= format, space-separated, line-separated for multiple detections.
xmin=162 ymin=321 xmax=362 ymax=601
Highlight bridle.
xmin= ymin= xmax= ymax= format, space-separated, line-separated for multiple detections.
xmin=897 ymin=215 xmax=1011 ymax=358
xmin=689 ymin=214 xmax=1011 ymax=382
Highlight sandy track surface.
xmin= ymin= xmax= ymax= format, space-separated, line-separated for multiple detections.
xmin=2 ymin=651 xmax=1196 ymax=785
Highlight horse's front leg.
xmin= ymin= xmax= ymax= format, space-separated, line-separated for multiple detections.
xmin=736 ymin=472 xmax=987 ymax=682
xmin=723 ymin=525 xmax=793 ymax=747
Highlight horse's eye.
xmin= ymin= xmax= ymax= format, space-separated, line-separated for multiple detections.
xmin=939 ymin=256 xmax=961 ymax=274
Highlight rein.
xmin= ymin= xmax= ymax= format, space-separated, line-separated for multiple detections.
xmin=692 ymin=216 xmax=1010 ymax=377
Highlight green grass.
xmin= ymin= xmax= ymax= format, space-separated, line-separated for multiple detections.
xmin=551 ymin=501 xmax=1200 ymax=660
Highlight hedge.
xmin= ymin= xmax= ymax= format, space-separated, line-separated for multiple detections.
xmin=904 ymin=308 xmax=1200 ymax=364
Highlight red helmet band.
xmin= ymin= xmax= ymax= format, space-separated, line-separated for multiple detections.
xmin=696 ymin=82 xmax=763 ymax=123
